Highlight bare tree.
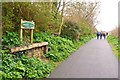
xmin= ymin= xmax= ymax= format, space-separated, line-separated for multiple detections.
xmin=110 ymin=26 xmax=119 ymax=37
xmin=63 ymin=1 xmax=100 ymax=29
xmin=56 ymin=0 xmax=72 ymax=35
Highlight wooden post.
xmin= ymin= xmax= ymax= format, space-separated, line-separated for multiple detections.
xmin=30 ymin=29 xmax=33 ymax=43
xmin=44 ymin=45 xmax=48 ymax=53
xmin=20 ymin=28 xmax=23 ymax=41
xmin=20 ymin=19 xmax=23 ymax=41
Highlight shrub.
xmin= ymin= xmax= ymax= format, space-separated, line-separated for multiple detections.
xmin=2 ymin=31 xmax=23 ymax=48
xmin=33 ymin=32 xmax=76 ymax=62
xmin=107 ymin=35 xmax=120 ymax=58
xmin=61 ymin=21 xmax=81 ymax=41
xmin=33 ymin=32 xmax=94 ymax=62
xmin=1 ymin=53 xmax=55 ymax=79
xmin=1 ymin=31 xmax=94 ymax=79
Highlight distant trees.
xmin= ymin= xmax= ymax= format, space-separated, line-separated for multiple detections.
xmin=61 ymin=1 xmax=100 ymax=40
xmin=2 ymin=1 xmax=100 ymax=40
xmin=2 ymin=2 xmax=61 ymax=33
xmin=110 ymin=26 xmax=119 ymax=37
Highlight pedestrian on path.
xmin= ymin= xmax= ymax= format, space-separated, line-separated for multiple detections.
xmin=102 ymin=31 xmax=108 ymax=39
xmin=103 ymin=32 xmax=106 ymax=39
xmin=100 ymin=31 xmax=103 ymax=39
xmin=105 ymin=32 xmax=109 ymax=39
xmin=96 ymin=31 xmax=101 ymax=39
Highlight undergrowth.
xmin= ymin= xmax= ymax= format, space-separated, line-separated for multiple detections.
xmin=107 ymin=35 xmax=120 ymax=60
xmin=1 ymin=32 xmax=94 ymax=79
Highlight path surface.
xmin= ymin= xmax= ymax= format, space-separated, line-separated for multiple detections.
xmin=49 ymin=39 xmax=118 ymax=78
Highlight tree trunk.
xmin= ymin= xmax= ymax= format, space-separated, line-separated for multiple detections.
xmin=58 ymin=1 xmax=65 ymax=35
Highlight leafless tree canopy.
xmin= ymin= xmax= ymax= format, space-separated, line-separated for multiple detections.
xmin=63 ymin=1 xmax=100 ymax=27
xmin=110 ymin=26 xmax=120 ymax=37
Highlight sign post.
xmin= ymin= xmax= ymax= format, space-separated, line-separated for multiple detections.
xmin=20 ymin=19 xmax=35 ymax=43
xmin=30 ymin=29 xmax=33 ymax=43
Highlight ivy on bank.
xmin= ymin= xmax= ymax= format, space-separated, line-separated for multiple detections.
xmin=1 ymin=32 xmax=94 ymax=79
xmin=1 ymin=53 xmax=55 ymax=79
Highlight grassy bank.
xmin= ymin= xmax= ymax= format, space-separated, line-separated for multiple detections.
xmin=1 ymin=32 xmax=94 ymax=79
xmin=107 ymin=35 xmax=120 ymax=60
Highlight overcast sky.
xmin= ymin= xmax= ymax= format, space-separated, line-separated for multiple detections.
xmin=95 ymin=0 xmax=119 ymax=31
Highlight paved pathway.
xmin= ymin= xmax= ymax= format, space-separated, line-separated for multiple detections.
xmin=49 ymin=39 xmax=118 ymax=78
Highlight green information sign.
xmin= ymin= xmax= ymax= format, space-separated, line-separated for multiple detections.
xmin=21 ymin=19 xmax=35 ymax=29
xmin=20 ymin=19 xmax=35 ymax=43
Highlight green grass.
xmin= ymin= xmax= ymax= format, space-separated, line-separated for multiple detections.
xmin=107 ymin=35 xmax=120 ymax=60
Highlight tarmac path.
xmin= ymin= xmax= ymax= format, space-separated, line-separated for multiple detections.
xmin=49 ymin=39 xmax=118 ymax=78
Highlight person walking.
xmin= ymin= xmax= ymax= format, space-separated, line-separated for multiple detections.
xmin=102 ymin=32 xmax=106 ymax=39
xmin=105 ymin=32 xmax=108 ymax=38
xmin=100 ymin=31 xmax=103 ymax=39
xmin=96 ymin=31 xmax=101 ymax=39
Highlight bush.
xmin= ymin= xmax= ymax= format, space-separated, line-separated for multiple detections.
xmin=107 ymin=35 xmax=120 ymax=58
xmin=33 ymin=32 xmax=76 ymax=62
xmin=61 ymin=21 xmax=81 ymax=41
xmin=33 ymin=32 xmax=94 ymax=62
xmin=61 ymin=20 xmax=94 ymax=41
xmin=1 ymin=31 xmax=94 ymax=79
xmin=1 ymin=53 xmax=55 ymax=79
xmin=2 ymin=31 xmax=94 ymax=62
xmin=2 ymin=31 xmax=23 ymax=48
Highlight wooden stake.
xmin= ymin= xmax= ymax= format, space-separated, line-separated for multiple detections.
xmin=20 ymin=28 xmax=23 ymax=41
xmin=20 ymin=19 xmax=23 ymax=41
xmin=30 ymin=29 xmax=33 ymax=43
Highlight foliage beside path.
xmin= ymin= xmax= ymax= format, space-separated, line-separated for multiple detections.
xmin=1 ymin=1 xmax=99 ymax=79
xmin=107 ymin=35 xmax=120 ymax=60
xmin=1 ymin=32 xmax=94 ymax=79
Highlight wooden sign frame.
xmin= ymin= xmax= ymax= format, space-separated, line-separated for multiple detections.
xmin=20 ymin=19 xmax=35 ymax=43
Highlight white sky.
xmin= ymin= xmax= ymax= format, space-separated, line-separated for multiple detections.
xmin=65 ymin=0 xmax=119 ymax=31
xmin=96 ymin=0 xmax=119 ymax=31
